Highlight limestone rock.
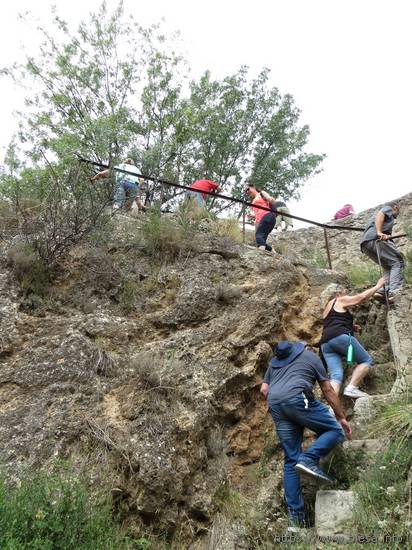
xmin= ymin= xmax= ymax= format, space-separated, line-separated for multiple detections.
xmin=315 ymin=490 xmax=355 ymax=538
xmin=387 ymin=288 xmax=412 ymax=394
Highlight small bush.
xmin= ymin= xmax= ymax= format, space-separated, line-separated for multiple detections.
xmin=0 ymin=466 xmax=129 ymax=549
xmin=369 ymin=400 xmax=412 ymax=446
xmin=209 ymin=218 xmax=243 ymax=243
xmin=176 ymin=199 xmax=213 ymax=238
xmin=140 ymin=208 xmax=186 ymax=261
xmin=8 ymin=243 xmax=50 ymax=295
xmin=346 ymin=263 xmax=381 ymax=287
xmin=314 ymin=250 xmax=328 ymax=268
xmin=118 ymin=279 xmax=139 ymax=314
xmin=302 ymin=246 xmax=328 ymax=268
xmin=0 ymin=200 xmax=21 ymax=237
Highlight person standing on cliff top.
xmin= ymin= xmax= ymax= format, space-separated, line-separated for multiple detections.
xmin=245 ymin=184 xmax=276 ymax=250
xmin=186 ymin=179 xmax=219 ymax=207
xmin=261 ymin=341 xmax=352 ymax=530
xmin=360 ymin=201 xmax=404 ymax=302
xmin=90 ymin=158 xmax=146 ymax=211
xmin=333 ymin=204 xmax=354 ymax=220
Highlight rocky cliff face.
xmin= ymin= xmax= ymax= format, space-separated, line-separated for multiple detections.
xmin=0 ymin=195 xmax=410 ymax=546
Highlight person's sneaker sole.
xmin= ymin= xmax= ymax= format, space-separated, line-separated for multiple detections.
xmin=343 ymin=387 xmax=369 ymax=398
xmin=294 ymin=463 xmax=334 ymax=484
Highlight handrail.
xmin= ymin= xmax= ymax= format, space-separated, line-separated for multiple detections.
xmin=77 ymin=155 xmax=366 ymax=232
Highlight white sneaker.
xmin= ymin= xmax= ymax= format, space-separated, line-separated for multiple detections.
xmin=343 ymin=386 xmax=369 ymax=398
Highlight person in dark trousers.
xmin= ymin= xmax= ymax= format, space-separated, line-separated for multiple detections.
xmin=261 ymin=341 xmax=352 ymax=529
xmin=245 ymin=184 xmax=276 ymax=251
xmin=360 ymin=201 xmax=404 ymax=302
xmin=320 ymin=278 xmax=386 ymax=398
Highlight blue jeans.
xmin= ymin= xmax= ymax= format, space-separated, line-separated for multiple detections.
xmin=114 ymin=179 xmax=139 ymax=208
xmin=321 ymin=334 xmax=372 ymax=384
xmin=186 ymin=190 xmax=205 ymax=206
xmin=255 ymin=213 xmax=276 ymax=250
xmin=269 ymin=393 xmax=345 ymax=524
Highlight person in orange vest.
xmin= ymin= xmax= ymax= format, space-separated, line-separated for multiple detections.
xmin=245 ymin=183 xmax=276 ymax=251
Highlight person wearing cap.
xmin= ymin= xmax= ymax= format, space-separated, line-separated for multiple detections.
xmin=90 ymin=158 xmax=146 ymax=211
xmin=186 ymin=179 xmax=219 ymax=207
xmin=245 ymin=184 xmax=276 ymax=251
xmin=333 ymin=204 xmax=354 ymax=220
xmin=261 ymin=341 xmax=352 ymax=529
xmin=360 ymin=201 xmax=404 ymax=302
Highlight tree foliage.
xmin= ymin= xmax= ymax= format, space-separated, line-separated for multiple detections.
xmin=1 ymin=0 xmax=324 ymax=211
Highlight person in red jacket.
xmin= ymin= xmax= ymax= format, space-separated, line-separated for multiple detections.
xmin=187 ymin=179 xmax=219 ymax=207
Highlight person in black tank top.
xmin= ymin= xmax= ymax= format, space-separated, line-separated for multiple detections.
xmin=320 ymin=277 xmax=386 ymax=399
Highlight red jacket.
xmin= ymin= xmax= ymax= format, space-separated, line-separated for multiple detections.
xmin=190 ymin=180 xmax=219 ymax=199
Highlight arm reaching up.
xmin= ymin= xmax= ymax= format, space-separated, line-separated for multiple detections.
xmin=319 ymin=380 xmax=352 ymax=440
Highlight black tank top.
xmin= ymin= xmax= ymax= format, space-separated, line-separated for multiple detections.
xmin=320 ymin=299 xmax=354 ymax=345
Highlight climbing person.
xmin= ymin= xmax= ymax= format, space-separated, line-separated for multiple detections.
xmin=261 ymin=341 xmax=351 ymax=529
xmin=90 ymin=158 xmax=146 ymax=211
xmin=273 ymin=198 xmax=293 ymax=232
xmin=360 ymin=201 xmax=404 ymax=302
xmin=245 ymin=184 xmax=276 ymax=251
xmin=259 ymin=191 xmax=293 ymax=232
xmin=186 ymin=179 xmax=219 ymax=208
xmin=333 ymin=204 xmax=354 ymax=220
xmin=319 ymin=277 xmax=386 ymax=398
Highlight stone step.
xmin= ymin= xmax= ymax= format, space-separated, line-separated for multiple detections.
xmin=351 ymin=393 xmax=398 ymax=438
xmin=315 ymin=490 xmax=355 ymax=539
xmin=342 ymin=438 xmax=381 ymax=455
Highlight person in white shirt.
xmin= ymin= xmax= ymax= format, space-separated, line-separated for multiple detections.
xmin=90 ymin=158 xmax=146 ymax=211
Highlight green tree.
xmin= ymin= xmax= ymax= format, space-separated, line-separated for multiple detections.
xmin=185 ymin=67 xmax=324 ymax=210
xmin=5 ymin=1 xmax=148 ymax=166
xmin=133 ymin=45 xmax=189 ymax=206
xmin=1 ymin=1 xmax=323 ymax=213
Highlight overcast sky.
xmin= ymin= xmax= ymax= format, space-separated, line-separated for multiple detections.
xmin=1 ymin=0 xmax=411 ymax=226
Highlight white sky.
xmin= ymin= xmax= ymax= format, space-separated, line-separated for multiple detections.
xmin=1 ymin=0 xmax=411 ymax=227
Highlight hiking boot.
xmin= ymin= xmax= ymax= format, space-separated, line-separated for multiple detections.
xmin=343 ymin=385 xmax=369 ymax=398
xmin=295 ymin=461 xmax=334 ymax=484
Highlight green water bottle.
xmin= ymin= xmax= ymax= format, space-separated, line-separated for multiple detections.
xmin=347 ymin=335 xmax=355 ymax=365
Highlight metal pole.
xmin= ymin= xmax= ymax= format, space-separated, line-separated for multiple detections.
xmin=323 ymin=228 xmax=333 ymax=269
xmin=375 ymin=239 xmax=390 ymax=309
xmin=242 ymin=201 xmax=246 ymax=244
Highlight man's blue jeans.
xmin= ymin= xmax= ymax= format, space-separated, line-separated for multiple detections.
xmin=269 ymin=393 xmax=345 ymax=524
xmin=185 ymin=190 xmax=205 ymax=206
xmin=114 ymin=179 xmax=139 ymax=208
